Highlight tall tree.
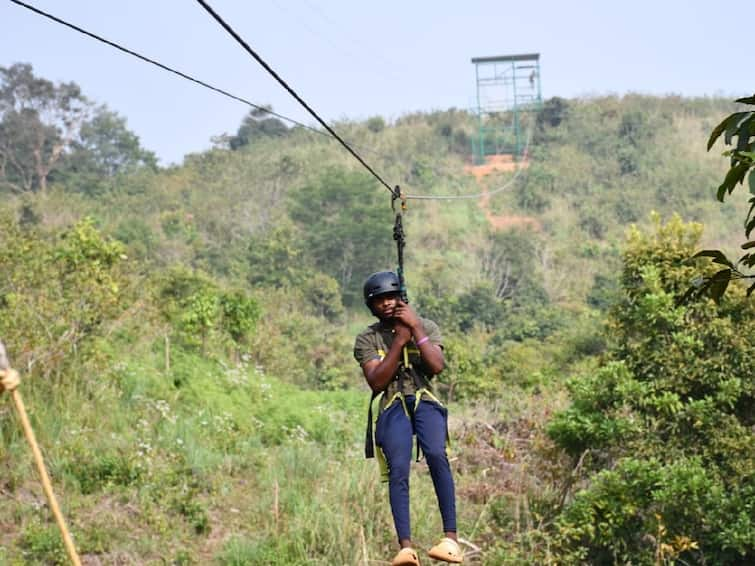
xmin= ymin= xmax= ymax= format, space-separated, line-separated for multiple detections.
xmin=60 ymin=106 xmax=158 ymax=194
xmin=228 ymin=106 xmax=289 ymax=150
xmin=548 ymin=217 xmax=755 ymax=564
xmin=0 ymin=63 xmax=90 ymax=193
xmin=287 ymin=168 xmax=394 ymax=306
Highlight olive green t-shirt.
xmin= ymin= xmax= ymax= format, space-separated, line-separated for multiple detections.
xmin=353 ymin=317 xmax=443 ymax=406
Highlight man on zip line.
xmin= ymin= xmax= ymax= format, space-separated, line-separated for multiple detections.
xmin=355 ymin=271 xmax=462 ymax=565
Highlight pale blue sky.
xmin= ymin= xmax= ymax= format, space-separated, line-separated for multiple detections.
xmin=1 ymin=1 xmax=748 ymax=164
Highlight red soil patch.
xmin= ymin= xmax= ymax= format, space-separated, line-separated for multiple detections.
xmin=467 ymin=154 xmax=541 ymax=232
xmin=464 ymin=154 xmax=528 ymax=182
xmin=483 ymin=212 xmax=541 ymax=231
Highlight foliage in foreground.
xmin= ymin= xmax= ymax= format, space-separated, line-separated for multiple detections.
xmin=0 ymin=216 xmax=130 ymax=379
xmin=690 ymin=94 xmax=755 ymax=300
xmin=546 ymin=216 xmax=755 ymax=564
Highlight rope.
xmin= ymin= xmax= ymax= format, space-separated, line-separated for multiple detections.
xmin=0 ymin=341 xmax=82 ymax=566
xmin=8 ymin=0 xmax=323 ymax=135
xmin=194 ymin=0 xmax=398 ymax=198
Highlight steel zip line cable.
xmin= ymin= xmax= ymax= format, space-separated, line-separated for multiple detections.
xmin=9 ymin=0 xmax=327 ymax=135
xmin=10 ymin=0 xmax=407 ymax=167
xmin=194 ymin=0 xmax=398 ymax=198
xmin=11 ymin=0 xmax=531 ymax=204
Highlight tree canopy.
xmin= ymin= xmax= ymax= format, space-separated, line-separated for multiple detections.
xmin=0 ymin=63 xmax=156 ymax=196
xmin=0 ymin=63 xmax=89 ymax=193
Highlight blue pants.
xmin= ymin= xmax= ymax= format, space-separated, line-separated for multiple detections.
xmin=375 ymin=395 xmax=457 ymax=542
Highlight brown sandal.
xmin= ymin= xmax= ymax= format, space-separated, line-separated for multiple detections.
xmin=392 ymin=546 xmax=421 ymax=566
xmin=428 ymin=537 xmax=463 ymax=563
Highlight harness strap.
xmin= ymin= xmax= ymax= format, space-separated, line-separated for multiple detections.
xmin=364 ymin=347 xmax=440 ymax=465
xmin=364 ymin=390 xmax=379 ymax=459
xmin=412 ymin=388 xmax=446 ymax=463
xmin=365 ymin=387 xmax=449 ymax=467
xmin=373 ymin=392 xmax=410 ymax=482
xmin=417 ymin=389 xmax=450 ymax=451
xmin=415 ymin=387 xmax=443 ymax=408
xmin=366 ymin=389 xmax=409 ymax=459
xmin=366 ymin=347 xmax=409 ymax=458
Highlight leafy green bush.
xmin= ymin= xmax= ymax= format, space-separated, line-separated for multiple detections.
xmin=158 ymin=267 xmax=259 ymax=354
xmin=554 ymin=457 xmax=753 ymax=564
xmin=366 ymin=116 xmax=385 ymax=133
xmin=287 ymin=168 xmax=394 ymax=306
xmin=439 ymin=329 xmax=498 ymax=401
xmin=19 ymin=520 xmax=67 ymax=565
xmin=219 ymin=536 xmax=288 ymax=565
xmin=61 ymin=450 xmax=143 ymax=494
xmin=0 ymin=216 xmax=130 ymax=378
xmin=547 ymin=216 xmax=755 ymax=563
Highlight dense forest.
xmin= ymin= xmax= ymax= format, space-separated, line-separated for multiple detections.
xmin=0 ymin=62 xmax=753 ymax=564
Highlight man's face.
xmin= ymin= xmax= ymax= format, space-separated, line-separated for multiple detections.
xmin=371 ymin=292 xmax=400 ymax=319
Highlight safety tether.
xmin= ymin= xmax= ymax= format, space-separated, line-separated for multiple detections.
xmin=392 ymin=185 xmax=409 ymax=303
xmin=363 ymin=186 xmax=411 ymax=461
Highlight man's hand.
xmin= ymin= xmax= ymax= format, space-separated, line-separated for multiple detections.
xmin=394 ymin=321 xmax=412 ymax=346
xmin=0 ymin=368 xmax=20 ymax=393
xmin=362 ymin=321 xmax=412 ymax=393
xmin=392 ymin=300 xmax=420 ymax=331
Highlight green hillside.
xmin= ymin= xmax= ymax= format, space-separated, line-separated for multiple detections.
xmin=0 ymin=63 xmax=752 ymax=564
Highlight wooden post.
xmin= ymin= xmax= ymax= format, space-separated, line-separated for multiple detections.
xmin=164 ymin=334 xmax=170 ymax=373
xmin=0 ymin=340 xmax=82 ymax=566
xmin=273 ymin=479 xmax=279 ymax=534
xmin=359 ymin=525 xmax=369 ymax=566
xmin=11 ymin=390 xmax=82 ymax=566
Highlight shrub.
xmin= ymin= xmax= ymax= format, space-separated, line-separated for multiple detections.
xmin=366 ymin=116 xmax=385 ymax=133
xmin=0 ymin=216 xmax=130 ymax=379
xmin=547 ymin=216 xmax=755 ymax=563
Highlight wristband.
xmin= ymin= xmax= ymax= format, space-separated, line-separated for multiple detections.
xmin=416 ymin=336 xmax=430 ymax=346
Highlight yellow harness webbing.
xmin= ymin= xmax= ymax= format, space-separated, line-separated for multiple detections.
xmin=371 ymin=388 xmax=450 ymax=482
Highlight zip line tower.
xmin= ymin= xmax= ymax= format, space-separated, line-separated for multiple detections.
xmin=471 ymin=53 xmax=542 ymax=164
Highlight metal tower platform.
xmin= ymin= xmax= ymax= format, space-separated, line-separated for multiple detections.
xmin=471 ymin=53 xmax=542 ymax=164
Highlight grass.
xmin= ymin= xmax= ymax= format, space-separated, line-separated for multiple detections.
xmin=0 ymin=334 xmax=571 ymax=564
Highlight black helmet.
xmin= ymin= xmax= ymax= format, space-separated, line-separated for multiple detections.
xmin=363 ymin=271 xmax=400 ymax=305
